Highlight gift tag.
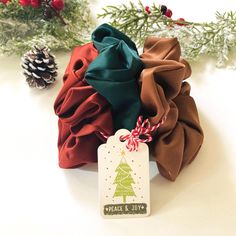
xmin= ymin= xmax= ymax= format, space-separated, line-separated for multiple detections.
xmin=98 ymin=129 xmax=150 ymax=218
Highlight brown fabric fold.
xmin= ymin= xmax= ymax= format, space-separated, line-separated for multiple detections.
xmin=140 ymin=37 xmax=204 ymax=181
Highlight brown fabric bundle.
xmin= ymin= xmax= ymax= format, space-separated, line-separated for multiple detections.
xmin=140 ymin=37 xmax=204 ymax=181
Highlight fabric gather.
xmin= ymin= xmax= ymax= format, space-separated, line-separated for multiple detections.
xmin=54 ymin=24 xmax=204 ymax=181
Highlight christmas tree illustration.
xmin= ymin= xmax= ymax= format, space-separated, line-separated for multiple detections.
xmin=113 ymin=150 xmax=136 ymax=203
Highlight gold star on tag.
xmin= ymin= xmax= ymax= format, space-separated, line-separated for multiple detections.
xmin=120 ymin=150 xmax=126 ymax=157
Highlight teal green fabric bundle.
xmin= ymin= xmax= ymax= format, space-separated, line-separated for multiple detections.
xmin=85 ymin=24 xmax=143 ymax=131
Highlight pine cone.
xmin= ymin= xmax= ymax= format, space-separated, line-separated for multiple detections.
xmin=21 ymin=46 xmax=58 ymax=89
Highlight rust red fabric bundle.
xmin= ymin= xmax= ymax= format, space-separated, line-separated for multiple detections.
xmin=140 ymin=37 xmax=204 ymax=181
xmin=54 ymin=43 xmax=113 ymax=168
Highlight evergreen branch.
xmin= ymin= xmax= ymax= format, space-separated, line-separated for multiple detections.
xmin=99 ymin=1 xmax=236 ymax=67
xmin=0 ymin=0 xmax=94 ymax=55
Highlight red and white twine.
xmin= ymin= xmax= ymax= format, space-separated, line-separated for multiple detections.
xmin=120 ymin=116 xmax=166 ymax=151
xmin=100 ymin=116 xmax=166 ymax=152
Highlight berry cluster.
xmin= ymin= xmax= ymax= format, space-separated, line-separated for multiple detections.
xmin=0 ymin=0 xmax=64 ymax=11
xmin=161 ymin=5 xmax=186 ymax=26
xmin=19 ymin=0 xmax=41 ymax=8
xmin=144 ymin=4 xmax=186 ymax=26
xmin=160 ymin=5 xmax=172 ymax=18
xmin=0 ymin=0 xmax=11 ymax=4
xmin=19 ymin=0 xmax=64 ymax=10
xmin=0 ymin=0 xmax=66 ymax=24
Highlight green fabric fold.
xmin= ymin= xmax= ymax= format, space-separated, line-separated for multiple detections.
xmin=85 ymin=24 xmax=143 ymax=131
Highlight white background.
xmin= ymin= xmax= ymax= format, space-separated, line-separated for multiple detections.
xmin=0 ymin=0 xmax=236 ymax=235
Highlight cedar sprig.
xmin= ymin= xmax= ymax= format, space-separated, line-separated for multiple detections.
xmin=0 ymin=0 xmax=94 ymax=55
xmin=99 ymin=0 xmax=236 ymax=67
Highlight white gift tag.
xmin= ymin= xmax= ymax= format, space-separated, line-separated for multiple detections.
xmin=98 ymin=129 xmax=150 ymax=218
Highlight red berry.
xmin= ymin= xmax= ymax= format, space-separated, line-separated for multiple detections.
xmin=145 ymin=6 xmax=149 ymax=11
xmin=145 ymin=6 xmax=151 ymax=14
xmin=176 ymin=18 xmax=186 ymax=26
xmin=51 ymin=0 xmax=64 ymax=11
xmin=0 ymin=0 xmax=11 ymax=4
xmin=19 ymin=0 xmax=30 ymax=6
xmin=165 ymin=9 xmax=172 ymax=18
xmin=30 ymin=0 xmax=41 ymax=8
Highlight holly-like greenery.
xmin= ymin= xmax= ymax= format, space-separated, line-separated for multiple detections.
xmin=0 ymin=0 xmax=94 ymax=54
xmin=99 ymin=0 xmax=236 ymax=67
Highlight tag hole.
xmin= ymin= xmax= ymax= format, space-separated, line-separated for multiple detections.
xmin=119 ymin=136 xmax=125 ymax=142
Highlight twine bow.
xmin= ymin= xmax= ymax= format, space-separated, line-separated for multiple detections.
xmin=120 ymin=116 xmax=166 ymax=151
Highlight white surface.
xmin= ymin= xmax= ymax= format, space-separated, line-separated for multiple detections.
xmin=0 ymin=0 xmax=236 ymax=235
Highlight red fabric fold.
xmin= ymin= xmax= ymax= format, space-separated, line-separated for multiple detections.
xmin=54 ymin=43 xmax=114 ymax=168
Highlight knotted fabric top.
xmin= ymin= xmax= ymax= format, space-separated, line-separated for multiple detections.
xmin=85 ymin=24 xmax=144 ymax=131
